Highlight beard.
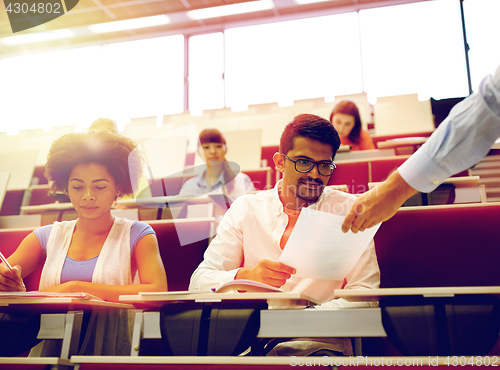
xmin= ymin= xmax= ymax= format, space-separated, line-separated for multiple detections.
xmin=296 ymin=177 xmax=325 ymax=202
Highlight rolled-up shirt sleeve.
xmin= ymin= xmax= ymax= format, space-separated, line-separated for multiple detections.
xmin=399 ymin=65 xmax=500 ymax=193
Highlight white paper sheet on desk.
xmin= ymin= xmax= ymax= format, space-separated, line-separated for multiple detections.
xmin=278 ymin=208 xmax=380 ymax=280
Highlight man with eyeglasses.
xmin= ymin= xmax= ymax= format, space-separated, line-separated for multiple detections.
xmin=190 ymin=114 xmax=380 ymax=356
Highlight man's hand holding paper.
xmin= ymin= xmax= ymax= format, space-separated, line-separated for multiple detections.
xmin=278 ymin=208 xmax=380 ymax=280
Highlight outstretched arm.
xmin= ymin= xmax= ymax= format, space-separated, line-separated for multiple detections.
xmin=342 ymin=170 xmax=418 ymax=233
xmin=343 ymin=64 xmax=500 ymax=233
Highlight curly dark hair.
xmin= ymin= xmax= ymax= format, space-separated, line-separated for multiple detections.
xmin=279 ymin=114 xmax=341 ymax=157
xmin=45 ymin=131 xmax=142 ymax=197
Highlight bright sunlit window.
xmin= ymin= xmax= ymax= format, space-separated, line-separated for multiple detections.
xmin=359 ymin=0 xmax=469 ymax=100
xmin=463 ymin=0 xmax=500 ymax=92
xmin=101 ymin=35 xmax=185 ymax=121
xmin=189 ymin=32 xmax=225 ymax=114
xmin=224 ymin=12 xmax=363 ymax=109
xmin=0 ymin=46 xmax=102 ymax=133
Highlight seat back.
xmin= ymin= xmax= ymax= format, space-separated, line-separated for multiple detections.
xmin=374 ymin=204 xmax=500 ymax=288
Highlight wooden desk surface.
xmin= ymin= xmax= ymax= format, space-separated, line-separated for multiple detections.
xmin=0 ymin=357 xmax=72 ymax=366
xmin=442 ymin=175 xmax=480 ymax=187
xmin=70 ymin=355 xmax=488 ymax=366
xmin=21 ymin=201 xmax=74 ymax=213
xmin=376 ymin=137 xmax=427 ymax=149
xmin=0 ymin=296 xmax=134 ymax=309
xmin=334 ymin=286 xmax=500 ymax=301
xmin=20 ymin=194 xmax=235 ymax=212
xmin=119 ymin=291 xmax=318 ymax=309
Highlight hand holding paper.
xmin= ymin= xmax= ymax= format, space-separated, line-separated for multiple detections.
xmin=278 ymin=208 xmax=380 ymax=280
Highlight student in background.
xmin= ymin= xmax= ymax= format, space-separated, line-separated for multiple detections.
xmin=189 ymin=115 xmax=379 ymax=356
xmin=330 ymin=100 xmax=375 ymax=151
xmin=0 ymin=131 xmax=167 ymax=355
xmin=89 ymin=117 xmax=119 ymax=134
xmin=179 ymin=128 xmax=255 ymax=200
xmin=342 ymin=64 xmax=500 ymax=233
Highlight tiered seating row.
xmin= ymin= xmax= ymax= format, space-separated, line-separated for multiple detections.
xmin=2 ymin=203 xmax=500 ymax=358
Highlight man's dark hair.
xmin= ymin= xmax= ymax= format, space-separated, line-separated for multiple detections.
xmin=279 ymin=114 xmax=341 ymax=157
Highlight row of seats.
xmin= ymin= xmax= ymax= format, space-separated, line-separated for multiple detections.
xmin=260 ymin=131 xmax=434 ymax=190
xmin=3 ymin=202 xmax=499 ymax=295
xmin=264 ymin=147 xmax=469 ymax=195
xmin=0 ymin=156 xmax=475 ymax=221
xmin=0 ymin=167 xmax=272 ymax=217
xmin=0 ymin=131 xmax=434 ymax=217
xmin=1 ymin=203 xmax=499 ymax=355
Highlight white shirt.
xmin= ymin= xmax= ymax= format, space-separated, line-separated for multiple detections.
xmin=399 ymin=64 xmax=500 ymax=193
xmin=189 ymin=180 xmax=380 ymax=305
xmin=189 ymin=181 xmax=380 ymax=355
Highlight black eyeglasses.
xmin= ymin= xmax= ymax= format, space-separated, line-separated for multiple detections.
xmin=282 ymin=154 xmax=336 ymax=176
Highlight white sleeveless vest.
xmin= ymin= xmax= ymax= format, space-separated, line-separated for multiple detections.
xmin=39 ymin=217 xmax=134 ymax=290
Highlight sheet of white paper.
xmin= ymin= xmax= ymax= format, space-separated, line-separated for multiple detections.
xmin=278 ymin=208 xmax=380 ymax=280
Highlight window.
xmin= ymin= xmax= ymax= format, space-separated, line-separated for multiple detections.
xmin=224 ymin=12 xmax=363 ymax=109
xmin=359 ymin=0 xmax=469 ymax=100
xmin=463 ymin=0 xmax=500 ymax=92
xmin=101 ymin=35 xmax=185 ymax=120
xmin=189 ymin=32 xmax=225 ymax=114
xmin=0 ymin=46 xmax=102 ymax=133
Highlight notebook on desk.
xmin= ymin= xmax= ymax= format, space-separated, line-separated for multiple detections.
xmin=0 ymin=292 xmax=135 ymax=309
xmin=0 ymin=291 xmax=103 ymax=300
xmin=121 ymin=282 xmax=319 ymax=309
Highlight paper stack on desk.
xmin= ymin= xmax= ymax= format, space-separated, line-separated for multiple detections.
xmin=278 ymin=208 xmax=380 ymax=280
xmin=214 ymin=279 xmax=283 ymax=293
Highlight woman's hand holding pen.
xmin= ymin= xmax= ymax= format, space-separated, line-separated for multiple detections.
xmin=0 ymin=263 xmax=26 ymax=292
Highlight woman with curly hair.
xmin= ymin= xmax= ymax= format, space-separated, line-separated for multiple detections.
xmin=330 ymin=100 xmax=375 ymax=151
xmin=0 ymin=130 xmax=167 ymax=355
xmin=0 ymin=130 xmax=167 ymax=298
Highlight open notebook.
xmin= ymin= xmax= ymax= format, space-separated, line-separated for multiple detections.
xmin=139 ymin=280 xmax=283 ymax=296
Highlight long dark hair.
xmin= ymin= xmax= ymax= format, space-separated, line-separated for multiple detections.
xmin=329 ymin=101 xmax=362 ymax=145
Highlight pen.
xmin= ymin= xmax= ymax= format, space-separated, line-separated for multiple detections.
xmin=0 ymin=251 xmax=25 ymax=288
